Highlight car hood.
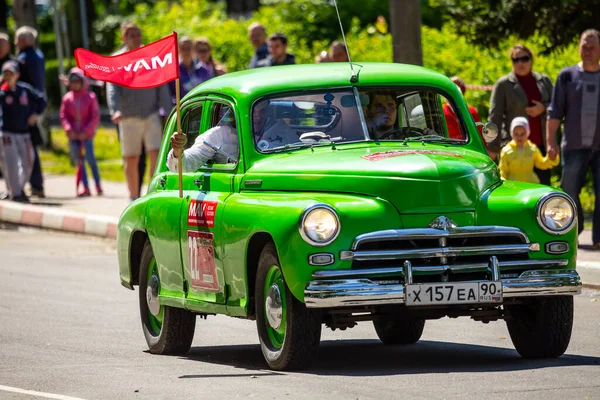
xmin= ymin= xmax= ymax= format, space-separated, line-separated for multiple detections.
xmin=243 ymin=144 xmax=499 ymax=213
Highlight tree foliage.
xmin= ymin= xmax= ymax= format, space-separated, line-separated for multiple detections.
xmin=432 ymin=0 xmax=600 ymax=53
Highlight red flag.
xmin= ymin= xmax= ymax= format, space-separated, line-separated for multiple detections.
xmin=74 ymin=33 xmax=179 ymax=89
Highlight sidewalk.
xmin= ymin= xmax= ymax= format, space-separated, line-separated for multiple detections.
xmin=0 ymin=174 xmax=133 ymax=238
xmin=0 ymin=174 xmax=598 ymax=287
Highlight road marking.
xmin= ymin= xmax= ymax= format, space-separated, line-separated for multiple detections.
xmin=0 ymin=384 xmax=87 ymax=400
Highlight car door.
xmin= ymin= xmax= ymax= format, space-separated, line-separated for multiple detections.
xmin=180 ymin=99 xmax=240 ymax=305
xmin=146 ymin=100 xmax=206 ymax=301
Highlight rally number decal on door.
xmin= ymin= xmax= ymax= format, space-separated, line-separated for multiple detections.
xmin=188 ymin=199 xmax=218 ymax=227
xmin=187 ymin=231 xmax=219 ymax=291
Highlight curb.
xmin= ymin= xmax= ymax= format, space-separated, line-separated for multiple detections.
xmin=0 ymin=201 xmax=118 ymax=239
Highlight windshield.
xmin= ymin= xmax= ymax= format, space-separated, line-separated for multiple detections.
xmin=252 ymin=88 xmax=468 ymax=153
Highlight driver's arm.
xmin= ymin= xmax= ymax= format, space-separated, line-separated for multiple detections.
xmin=166 ymin=128 xmax=219 ymax=172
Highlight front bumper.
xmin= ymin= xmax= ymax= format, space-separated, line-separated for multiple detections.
xmin=304 ymin=265 xmax=582 ymax=309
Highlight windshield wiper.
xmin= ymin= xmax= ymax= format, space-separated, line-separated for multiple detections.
xmin=262 ymin=142 xmax=316 ymax=153
xmin=403 ymin=134 xmax=465 ymax=145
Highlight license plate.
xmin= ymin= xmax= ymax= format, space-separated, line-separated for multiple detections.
xmin=405 ymin=281 xmax=503 ymax=306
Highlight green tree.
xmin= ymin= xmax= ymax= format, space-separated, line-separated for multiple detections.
xmin=433 ymin=0 xmax=600 ymax=53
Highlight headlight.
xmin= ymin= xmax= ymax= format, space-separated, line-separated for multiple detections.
xmin=536 ymin=194 xmax=576 ymax=235
xmin=299 ymin=205 xmax=340 ymax=246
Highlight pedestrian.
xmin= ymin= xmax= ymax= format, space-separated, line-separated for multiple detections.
xmin=315 ymin=50 xmax=330 ymax=63
xmin=169 ymin=36 xmax=211 ymax=104
xmin=248 ymin=22 xmax=269 ymax=69
xmin=547 ymin=29 xmax=600 ymax=249
xmin=0 ymin=61 xmax=46 ymax=202
xmin=329 ymin=41 xmax=349 ymax=63
xmin=443 ymin=76 xmax=482 ymax=137
xmin=194 ymin=37 xmax=226 ymax=78
xmin=106 ymin=22 xmax=172 ymax=201
xmin=256 ymin=32 xmax=295 ymax=67
xmin=488 ymin=44 xmax=554 ymax=177
xmin=0 ymin=32 xmax=16 ymax=70
xmin=14 ymin=26 xmax=46 ymax=198
xmin=59 ymin=67 xmax=102 ymax=197
xmin=499 ymin=117 xmax=559 ymax=183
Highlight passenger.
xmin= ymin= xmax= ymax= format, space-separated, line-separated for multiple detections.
xmin=498 ymin=117 xmax=559 ymax=184
xmin=166 ymin=101 xmax=297 ymax=172
xmin=366 ymin=93 xmax=397 ymax=139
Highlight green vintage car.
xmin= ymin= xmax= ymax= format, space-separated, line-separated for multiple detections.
xmin=117 ymin=62 xmax=581 ymax=371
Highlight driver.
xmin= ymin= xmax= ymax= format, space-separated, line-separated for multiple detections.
xmin=167 ymin=110 xmax=238 ymax=172
xmin=366 ymin=93 xmax=398 ymax=139
xmin=167 ymin=101 xmax=298 ymax=172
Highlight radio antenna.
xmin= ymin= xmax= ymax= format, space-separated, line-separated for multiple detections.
xmin=332 ymin=0 xmax=357 ymax=83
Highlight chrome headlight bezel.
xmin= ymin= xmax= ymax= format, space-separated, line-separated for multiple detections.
xmin=535 ymin=193 xmax=576 ymax=235
xmin=298 ymin=204 xmax=341 ymax=247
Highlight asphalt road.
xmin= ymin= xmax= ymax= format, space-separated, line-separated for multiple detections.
xmin=1 ymin=224 xmax=600 ymax=400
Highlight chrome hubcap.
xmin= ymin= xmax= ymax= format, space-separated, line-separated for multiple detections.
xmin=146 ymin=274 xmax=160 ymax=317
xmin=265 ymin=283 xmax=283 ymax=329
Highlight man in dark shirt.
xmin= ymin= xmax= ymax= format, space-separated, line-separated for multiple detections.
xmin=547 ymin=29 xmax=600 ymax=249
xmin=0 ymin=61 xmax=46 ymax=202
xmin=15 ymin=26 xmax=46 ymax=198
xmin=248 ymin=22 xmax=269 ymax=69
xmin=256 ymin=33 xmax=296 ymax=68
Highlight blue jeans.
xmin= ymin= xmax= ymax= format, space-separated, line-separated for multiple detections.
xmin=561 ymin=149 xmax=600 ymax=244
xmin=69 ymin=139 xmax=101 ymax=189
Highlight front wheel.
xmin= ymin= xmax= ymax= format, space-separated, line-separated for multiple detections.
xmin=255 ymin=243 xmax=322 ymax=371
xmin=373 ymin=315 xmax=425 ymax=345
xmin=505 ymin=296 xmax=574 ymax=358
xmin=139 ymin=240 xmax=196 ymax=355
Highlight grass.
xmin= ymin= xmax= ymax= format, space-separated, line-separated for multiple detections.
xmin=40 ymin=126 xmax=147 ymax=183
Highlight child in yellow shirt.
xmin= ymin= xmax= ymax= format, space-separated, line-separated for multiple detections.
xmin=498 ymin=117 xmax=559 ymax=184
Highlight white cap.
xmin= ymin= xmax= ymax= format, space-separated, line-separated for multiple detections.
xmin=510 ymin=116 xmax=530 ymax=137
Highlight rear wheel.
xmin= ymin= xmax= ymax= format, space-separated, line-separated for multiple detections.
xmin=255 ymin=243 xmax=322 ymax=370
xmin=373 ymin=316 xmax=425 ymax=345
xmin=139 ymin=240 xmax=196 ymax=354
xmin=505 ymin=296 xmax=573 ymax=358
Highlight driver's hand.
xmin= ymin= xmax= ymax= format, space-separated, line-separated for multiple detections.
xmin=171 ymin=131 xmax=186 ymax=158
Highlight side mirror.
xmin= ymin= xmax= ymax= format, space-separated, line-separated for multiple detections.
xmin=475 ymin=122 xmax=498 ymax=143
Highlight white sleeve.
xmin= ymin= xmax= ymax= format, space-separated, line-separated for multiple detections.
xmin=166 ymin=128 xmax=221 ymax=172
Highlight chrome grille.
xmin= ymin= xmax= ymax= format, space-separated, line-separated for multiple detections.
xmin=340 ymin=226 xmax=540 ymax=283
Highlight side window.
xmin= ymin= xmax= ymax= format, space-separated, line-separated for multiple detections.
xmin=182 ymin=104 xmax=203 ymax=150
xmin=204 ymin=102 xmax=239 ymax=166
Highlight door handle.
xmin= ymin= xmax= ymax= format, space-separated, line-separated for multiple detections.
xmin=159 ymin=176 xmax=166 ymax=189
xmin=194 ymin=178 xmax=203 ymax=188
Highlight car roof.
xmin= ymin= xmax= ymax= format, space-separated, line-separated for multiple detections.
xmin=186 ymin=62 xmax=456 ymax=101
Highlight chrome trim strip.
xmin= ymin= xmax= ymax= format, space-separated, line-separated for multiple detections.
xmin=490 ymin=256 xmax=499 ymax=281
xmin=350 ymin=226 xmax=529 ymax=250
xmin=403 ymin=260 xmax=413 ymax=284
xmin=304 ymin=269 xmax=581 ymax=308
xmin=311 ymin=259 xmax=569 ymax=279
xmin=341 ymin=243 xmax=537 ymax=261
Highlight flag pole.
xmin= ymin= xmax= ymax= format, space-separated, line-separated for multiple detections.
xmin=175 ymin=78 xmax=184 ymax=198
